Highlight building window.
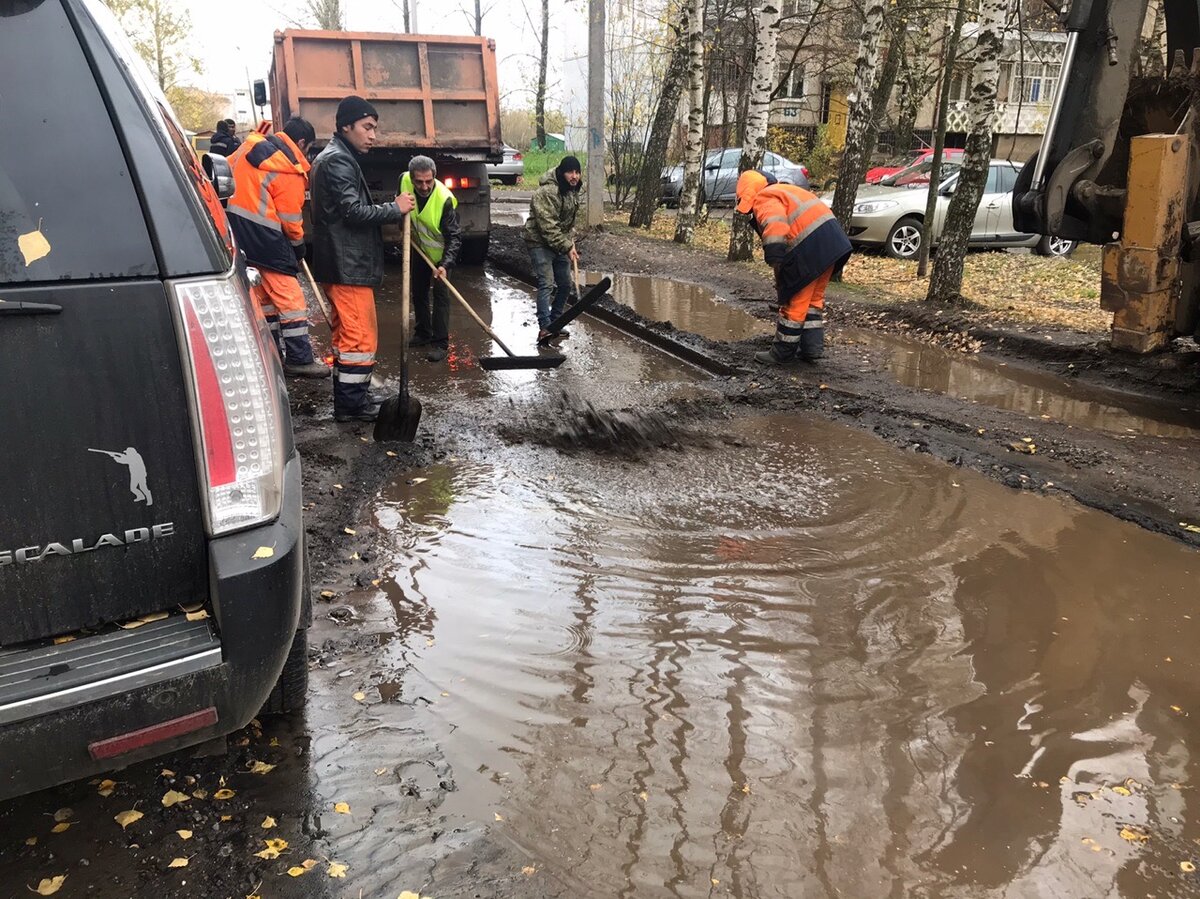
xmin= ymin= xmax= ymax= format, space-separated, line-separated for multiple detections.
xmin=1017 ymin=62 xmax=1060 ymax=103
xmin=820 ymin=83 xmax=832 ymax=124
xmin=786 ymin=66 xmax=805 ymax=99
xmin=780 ymin=0 xmax=813 ymax=18
xmin=949 ymin=69 xmax=972 ymax=102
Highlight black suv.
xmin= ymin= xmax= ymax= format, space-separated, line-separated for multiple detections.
xmin=0 ymin=0 xmax=308 ymax=800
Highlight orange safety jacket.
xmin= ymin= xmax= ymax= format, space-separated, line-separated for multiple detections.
xmin=740 ymin=174 xmax=852 ymax=303
xmin=226 ymin=131 xmax=310 ymax=275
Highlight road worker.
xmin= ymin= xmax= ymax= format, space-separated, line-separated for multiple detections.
xmin=310 ymin=96 xmax=414 ymax=423
xmin=400 ymin=155 xmax=462 ymax=363
xmin=735 ymin=170 xmax=852 ymax=365
xmin=525 ymin=155 xmax=582 ymax=344
xmin=226 ymin=116 xmax=328 ymax=378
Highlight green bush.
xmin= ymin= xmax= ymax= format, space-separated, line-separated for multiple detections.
xmin=516 ymin=149 xmax=588 ymax=186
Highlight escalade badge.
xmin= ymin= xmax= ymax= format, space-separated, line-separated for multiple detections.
xmin=89 ymin=446 xmax=153 ymax=506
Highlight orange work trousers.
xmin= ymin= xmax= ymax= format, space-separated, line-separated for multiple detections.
xmin=774 ymin=265 xmax=832 ymax=361
xmin=252 ymin=269 xmax=315 ymax=364
xmin=322 ymin=284 xmax=377 ymax=413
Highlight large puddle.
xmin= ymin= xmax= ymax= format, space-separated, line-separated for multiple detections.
xmin=338 ymin=268 xmax=1200 ymax=896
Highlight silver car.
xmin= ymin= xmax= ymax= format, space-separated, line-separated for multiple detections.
xmin=846 ymin=159 xmax=1076 ymax=259
xmin=487 ymin=144 xmax=524 ymax=185
xmin=661 ymin=148 xmax=810 ymax=206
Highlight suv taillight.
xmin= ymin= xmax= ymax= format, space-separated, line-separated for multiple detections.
xmin=173 ymin=273 xmax=284 ymax=535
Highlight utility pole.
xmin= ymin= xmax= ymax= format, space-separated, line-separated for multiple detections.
xmin=586 ymin=0 xmax=605 ymax=226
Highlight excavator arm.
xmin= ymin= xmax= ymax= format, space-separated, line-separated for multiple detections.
xmin=1014 ymin=0 xmax=1200 ymax=351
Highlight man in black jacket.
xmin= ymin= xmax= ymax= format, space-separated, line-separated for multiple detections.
xmin=208 ymin=119 xmax=237 ymax=156
xmin=310 ymin=95 xmax=414 ymax=422
xmin=401 ymin=155 xmax=461 ymax=363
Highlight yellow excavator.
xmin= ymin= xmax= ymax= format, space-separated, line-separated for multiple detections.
xmin=1014 ymin=0 xmax=1200 ymax=353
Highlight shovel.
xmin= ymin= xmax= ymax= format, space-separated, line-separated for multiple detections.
xmin=374 ymin=215 xmax=423 ymax=442
xmin=413 ymin=245 xmax=564 ymax=371
xmin=536 ymin=266 xmax=613 ymax=346
xmin=299 ymin=259 xmax=333 ymax=328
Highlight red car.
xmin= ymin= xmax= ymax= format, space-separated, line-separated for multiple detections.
xmin=866 ymin=148 xmax=965 ymax=184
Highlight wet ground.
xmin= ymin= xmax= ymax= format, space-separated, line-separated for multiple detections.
xmin=3 ymin=247 xmax=1200 ymax=897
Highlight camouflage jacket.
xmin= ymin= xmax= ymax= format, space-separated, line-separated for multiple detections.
xmin=523 ymin=170 xmax=581 ymax=255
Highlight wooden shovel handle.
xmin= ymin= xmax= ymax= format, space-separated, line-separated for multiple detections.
xmin=300 ymin=259 xmax=333 ymax=327
xmin=411 ymin=245 xmax=518 ymax=359
xmin=572 ymin=254 xmax=583 ymax=299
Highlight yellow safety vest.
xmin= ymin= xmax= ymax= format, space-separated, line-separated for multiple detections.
xmin=399 ymin=172 xmax=458 ymax=264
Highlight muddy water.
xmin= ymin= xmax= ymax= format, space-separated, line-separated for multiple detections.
xmin=335 ymin=270 xmax=1200 ymax=897
xmin=845 ymin=329 xmax=1200 ymax=439
xmin=582 ymin=271 xmax=773 ymax=343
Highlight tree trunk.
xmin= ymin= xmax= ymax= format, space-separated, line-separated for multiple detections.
xmin=857 ymin=5 xmax=907 ymax=175
xmin=927 ymin=0 xmax=1007 ymax=303
xmin=535 ymin=0 xmax=549 ymax=150
xmin=402 ymin=0 xmax=410 ymax=33
xmin=830 ymin=0 xmax=888 ymax=230
xmin=675 ymin=0 xmax=707 ymax=244
xmin=917 ymin=0 xmax=968 ymax=278
xmin=474 ymin=0 xmax=482 ymax=35
xmin=728 ymin=0 xmax=781 ymax=262
xmin=629 ymin=25 xmax=690 ymax=228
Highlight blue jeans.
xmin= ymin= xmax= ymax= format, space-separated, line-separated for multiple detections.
xmin=529 ymin=244 xmax=572 ymax=329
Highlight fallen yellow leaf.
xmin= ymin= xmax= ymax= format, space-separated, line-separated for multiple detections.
xmin=162 ymin=790 xmax=191 ymax=807
xmin=287 ymin=859 xmax=319 ymax=877
xmin=220 ymin=815 xmax=232 ymax=822
xmin=161 ymin=768 xmax=176 ymax=777
xmin=261 ymin=816 xmax=276 ymax=829
xmin=254 ymin=838 xmax=289 ymax=860
xmin=249 ymin=761 xmax=276 ymax=775
xmin=494 ymin=812 xmax=504 ymax=822
xmin=375 ymin=768 xmax=389 ymax=777
xmin=639 ymin=791 xmax=648 ymax=802
xmin=1181 ymin=523 xmax=1200 ymax=534
xmin=114 ymin=810 xmax=143 ymax=829
xmin=213 ymin=789 xmax=236 ymax=800
xmin=25 ymin=837 xmax=37 ymax=846
xmin=1120 ymin=826 xmax=1150 ymax=843
xmin=328 ymin=861 xmax=348 ymax=878
xmin=1182 ymin=861 xmax=1197 ymax=873
xmin=192 ymin=789 xmax=208 ymax=800
xmin=521 ymin=866 xmax=537 ymax=876
xmin=30 ymin=875 xmax=66 ymax=896
xmin=334 ymin=802 xmax=351 ymax=814
xmin=96 ymin=779 xmax=116 ymax=797
xmin=712 ymin=878 xmax=721 ymax=886
xmin=588 ymin=784 xmax=602 ymax=792
xmin=251 ymin=546 xmax=274 ymax=560
xmin=50 ymin=823 xmax=71 ymax=834
xmin=52 ymin=635 xmax=76 ymax=645
xmin=320 ymin=590 xmax=335 ymax=599
xmin=1112 ymin=786 xmax=1132 ymax=796
xmin=176 ymin=830 xmax=193 ymax=840
xmin=344 ymin=527 xmax=357 ymax=535
xmin=52 ymin=809 xmax=72 ymax=823
xmin=353 ymin=691 xmax=366 ymax=702
xmin=185 ymin=609 xmax=209 ymax=622
xmin=167 ymin=857 xmax=189 ymax=869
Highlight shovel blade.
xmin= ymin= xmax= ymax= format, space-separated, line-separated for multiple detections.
xmin=479 ymin=355 xmax=566 ymax=371
xmin=373 ymin=393 xmax=422 ymax=442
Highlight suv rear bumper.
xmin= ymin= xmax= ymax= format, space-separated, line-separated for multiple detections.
xmin=0 ymin=453 xmax=305 ymax=801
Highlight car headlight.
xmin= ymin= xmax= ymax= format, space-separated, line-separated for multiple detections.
xmin=853 ymin=200 xmax=899 ymax=215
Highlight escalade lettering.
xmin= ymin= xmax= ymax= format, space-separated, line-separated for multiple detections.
xmin=0 ymin=523 xmax=176 ymax=567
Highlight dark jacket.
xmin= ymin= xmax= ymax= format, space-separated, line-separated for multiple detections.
xmin=412 ymin=190 xmax=462 ymax=270
xmin=523 ymin=169 xmax=581 ymax=254
xmin=208 ymin=131 xmax=237 ymax=156
xmin=310 ymin=134 xmax=405 ymax=287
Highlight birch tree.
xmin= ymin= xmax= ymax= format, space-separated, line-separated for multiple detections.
xmin=629 ymin=24 xmax=689 ymax=228
xmin=829 ymin=0 xmax=887 ymax=230
xmin=535 ymin=0 xmax=550 ymax=149
xmin=728 ymin=0 xmax=781 ymax=262
xmin=927 ymin=0 xmax=1007 ymax=304
xmin=675 ymin=0 xmax=707 ymax=244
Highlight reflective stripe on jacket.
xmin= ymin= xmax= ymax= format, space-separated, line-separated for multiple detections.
xmin=749 ymin=182 xmax=852 ymax=303
xmin=227 ymin=132 xmax=310 ymax=275
xmin=399 ymin=173 xmax=458 ymax=265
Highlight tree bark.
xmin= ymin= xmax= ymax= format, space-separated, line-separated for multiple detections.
xmin=728 ymin=0 xmax=781 ymax=262
xmin=857 ymin=4 xmax=908 ymax=178
xmin=535 ymin=0 xmax=549 ymax=150
xmin=927 ymin=0 xmax=1007 ymax=303
xmin=629 ymin=24 xmax=690 ymax=228
xmin=675 ymin=0 xmax=707 ymax=243
xmin=917 ymin=0 xmax=968 ymax=278
xmin=830 ymin=0 xmax=888 ymax=230
xmin=474 ymin=0 xmax=482 ymax=35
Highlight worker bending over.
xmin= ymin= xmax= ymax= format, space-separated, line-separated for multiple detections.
xmin=400 ymin=155 xmax=462 ymax=363
xmin=310 ymin=96 xmax=414 ymax=423
xmin=735 ymin=170 xmax=851 ymax=365
xmin=226 ymin=116 xmax=328 ymax=378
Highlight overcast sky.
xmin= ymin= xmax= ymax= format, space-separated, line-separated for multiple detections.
xmin=180 ymin=0 xmax=589 ymax=112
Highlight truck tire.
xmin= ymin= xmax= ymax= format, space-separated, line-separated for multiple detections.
xmin=460 ymin=235 xmax=490 ymax=266
xmin=261 ymin=628 xmax=308 ymax=716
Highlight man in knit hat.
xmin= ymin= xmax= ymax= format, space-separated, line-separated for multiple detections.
xmin=524 ymin=154 xmax=582 ymax=344
xmin=310 ymin=95 xmax=415 ymax=422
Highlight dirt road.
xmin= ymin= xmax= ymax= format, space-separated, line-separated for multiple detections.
xmin=2 ymin=227 xmax=1199 ymax=899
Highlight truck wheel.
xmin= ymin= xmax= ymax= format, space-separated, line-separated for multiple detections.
xmin=460 ymin=235 xmax=490 ymax=266
xmin=261 ymin=628 xmax=308 ymax=716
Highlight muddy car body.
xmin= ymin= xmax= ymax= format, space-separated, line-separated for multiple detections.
xmin=0 ymin=0 xmax=307 ymax=801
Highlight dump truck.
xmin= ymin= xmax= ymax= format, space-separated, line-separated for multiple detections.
xmin=1013 ymin=1 xmax=1200 ymax=353
xmin=266 ymin=29 xmax=502 ymax=263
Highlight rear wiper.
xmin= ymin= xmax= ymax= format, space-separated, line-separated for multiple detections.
xmin=0 ymin=301 xmax=62 ymax=316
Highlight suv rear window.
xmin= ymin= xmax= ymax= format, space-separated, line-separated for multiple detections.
xmin=0 ymin=0 xmax=155 ymax=284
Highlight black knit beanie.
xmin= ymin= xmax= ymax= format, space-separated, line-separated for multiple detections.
xmin=336 ymin=95 xmax=379 ymax=131
xmin=558 ymin=155 xmax=582 ymax=175
xmin=555 ymin=155 xmax=583 ymax=193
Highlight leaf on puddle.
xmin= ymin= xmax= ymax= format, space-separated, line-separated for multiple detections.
xmin=333 ymin=802 xmax=351 ymax=814
xmin=353 ymin=692 xmax=366 ymax=703
xmin=176 ymin=830 xmax=193 ymax=840
xmin=213 ymin=789 xmax=236 ymax=800
xmin=639 ymin=791 xmax=648 ymax=802
xmin=248 ymin=761 xmax=276 ymax=775
xmin=251 ymin=546 xmax=274 ymax=560
xmin=114 ymin=810 xmax=143 ymax=830
xmin=29 ymin=875 xmax=66 ymax=896
xmin=328 ymin=861 xmax=348 ymax=878
xmin=494 ymin=812 xmax=504 ymax=822
xmin=320 ymin=590 xmax=336 ymax=599
xmin=286 ymin=859 xmax=319 ymax=877
xmin=588 ymin=784 xmax=602 ymax=792
xmin=712 ymin=878 xmax=721 ymax=886
xmin=25 ymin=837 xmax=37 ymax=846
xmin=1182 ymin=861 xmax=1197 ymax=873
xmin=162 ymin=790 xmax=191 ymax=808
xmin=375 ymin=768 xmax=389 ymax=777
xmin=1111 ymin=785 xmax=1132 ymax=797
xmin=52 ymin=808 xmax=73 ymax=823
xmin=253 ymin=838 xmax=288 ymax=860
xmin=260 ymin=816 xmax=276 ymax=830
xmin=192 ymin=789 xmax=208 ymax=800
xmin=521 ymin=866 xmax=537 ymax=876
xmin=50 ymin=823 xmax=71 ymax=834
xmin=1120 ymin=826 xmax=1150 ymax=843
xmin=741 ymin=783 xmax=751 ymax=795
xmin=167 ymin=857 xmax=189 ymax=869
